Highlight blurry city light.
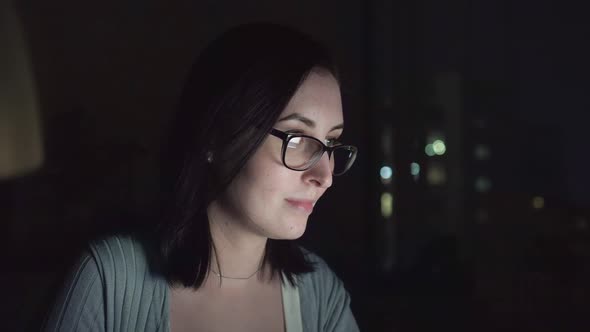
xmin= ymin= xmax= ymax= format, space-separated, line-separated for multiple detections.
xmin=425 ymin=144 xmax=435 ymax=156
xmin=474 ymin=144 xmax=491 ymax=160
xmin=474 ymin=176 xmax=492 ymax=193
xmin=432 ymin=140 xmax=446 ymax=155
xmin=410 ymin=162 xmax=420 ymax=176
xmin=427 ymin=131 xmax=445 ymax=145
xmin=532 ymin=196 xmax=545 ymax=209
xmin=380 ymin=166 xmax=393 ymax=180
xmin=426 ymin=164 xmax=447 ymax=185
xmin=380 ymin=192 xmax=393 ymax=218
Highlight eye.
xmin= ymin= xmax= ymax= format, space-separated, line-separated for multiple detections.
xmin=326 ymin=137 xmax=341 ymax=147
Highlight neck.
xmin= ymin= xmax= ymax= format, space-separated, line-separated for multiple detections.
xmin=207 ymin=201 xmax=269 ymax=282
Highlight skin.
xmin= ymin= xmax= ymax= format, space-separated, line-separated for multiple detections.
xmin=207 ymin=68 xmax=343 ymax=278
xmin=169 ymin=68 xmax=344 ymax=332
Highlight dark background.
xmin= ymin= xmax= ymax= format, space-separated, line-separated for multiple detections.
xmin=2 ymin=0 xmax=590 ymax=331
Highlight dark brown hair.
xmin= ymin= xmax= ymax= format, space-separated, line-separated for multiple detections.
xmin=156 ymin=23 xmax=339 ymax=288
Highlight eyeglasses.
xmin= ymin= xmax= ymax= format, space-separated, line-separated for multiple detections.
xmin=269 ymin=128 xmax=357 ymax=176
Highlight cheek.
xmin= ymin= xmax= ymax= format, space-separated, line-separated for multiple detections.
xmin=245 ymin=162 xmax=293 ymax=199
xmin=242 ymin=144 xmax=294 ymax=193
xmin=230 ymin=150 xmax=291 ymax=207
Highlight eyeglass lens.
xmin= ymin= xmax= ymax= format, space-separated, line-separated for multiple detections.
xmin=284 ymin=136 xmax=354 ymax=175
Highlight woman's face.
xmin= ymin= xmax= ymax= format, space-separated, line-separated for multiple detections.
xmin=212 ymin=69 xmax=344 ymax=240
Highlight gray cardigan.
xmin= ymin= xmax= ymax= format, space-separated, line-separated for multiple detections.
xmin=43 ymin=235 xmax=359 ymax=331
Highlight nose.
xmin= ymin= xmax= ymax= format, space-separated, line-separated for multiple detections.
xmin=303 ymin=151 xmax=333 ymax=188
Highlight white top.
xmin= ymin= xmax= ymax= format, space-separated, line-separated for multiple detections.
xmin=281 ymin=277 xmax=303 ymax=332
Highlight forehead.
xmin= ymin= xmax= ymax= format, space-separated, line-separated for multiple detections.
xmin=278 ymin=70 xmax=343 ymax=126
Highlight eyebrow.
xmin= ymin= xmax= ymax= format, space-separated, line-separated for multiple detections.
xmin=277 ymin=113 xmax=344 ymax=133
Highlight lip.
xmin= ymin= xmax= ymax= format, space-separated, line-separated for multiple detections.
xmin=285 ymin=199 xmax=316 ymax=214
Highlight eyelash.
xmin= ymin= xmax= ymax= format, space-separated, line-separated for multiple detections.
xmin=285 ymin=130 xmax=340 ymax=145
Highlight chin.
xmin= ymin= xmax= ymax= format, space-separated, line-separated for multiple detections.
xmin=284 ymin=228 xmax=307 ymax=240
xmin=271 ymin=217 xmax=308 ymax=240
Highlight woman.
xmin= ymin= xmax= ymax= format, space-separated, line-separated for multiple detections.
xmin=44 ymin=23 xmax=359 ymax=332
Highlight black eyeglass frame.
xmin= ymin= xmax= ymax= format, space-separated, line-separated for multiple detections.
xmin=269 ymin=128 xmax=358 ymax=176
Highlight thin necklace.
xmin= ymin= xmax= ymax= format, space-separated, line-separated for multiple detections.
xmin=210 ymin=266 xmax=261 ymax=280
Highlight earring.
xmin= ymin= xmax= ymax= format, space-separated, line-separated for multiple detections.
xmin=206 ymin=151 xmax=214 ymax=163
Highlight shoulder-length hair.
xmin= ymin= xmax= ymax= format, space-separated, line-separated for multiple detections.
xmin=155 ymin=23 xmax=339 ymax=288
